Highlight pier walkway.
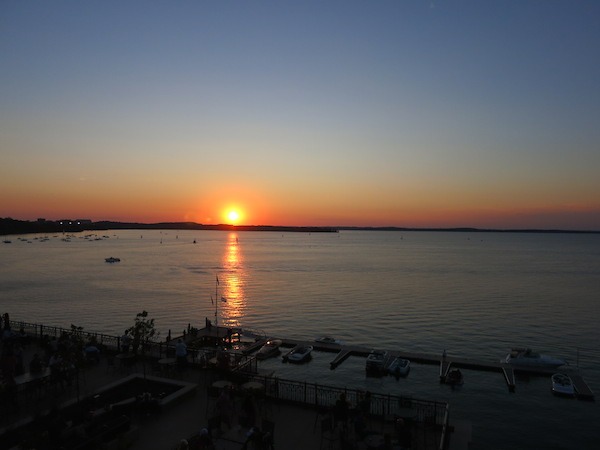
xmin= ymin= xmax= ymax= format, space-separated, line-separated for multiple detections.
xmin=265 ymin=336 xmax=594 ymax=397
xmin=9 ymin=319 xmax=594 ymax=399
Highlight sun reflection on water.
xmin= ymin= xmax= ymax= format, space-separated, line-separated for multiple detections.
xmin=219 ymin=233 xmax=245 ymax=327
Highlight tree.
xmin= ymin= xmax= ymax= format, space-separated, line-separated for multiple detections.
xmin=127 ymin=311 xmax=159 ymax=378
xmin=127 ymin=311 xmax=159 ymax=356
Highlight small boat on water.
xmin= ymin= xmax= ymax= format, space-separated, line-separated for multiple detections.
xmin=503 ymin=348 xmax=566 ymax=368
xmin=315 ymin=336 xmax=344 ymax=346
xmin=551 ymin=373 xmax=575 ymax=397
xmin=105 ymin=257 xmax=121 ymax=263
xmin=445 ymin=368 xmax=464 ymax=386
xmin=256 ymin=339 xmax=282 ymax=360
xmin=366 ymin=350 xmax=388 ymax=373
xmin=284 ymin=345 xmax=313 ymax=363
xmin=388 ymin=357 xmax=410 ymax=377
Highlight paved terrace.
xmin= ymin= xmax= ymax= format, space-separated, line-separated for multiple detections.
xmin=1 ymin=324 xmax=470 ymax=450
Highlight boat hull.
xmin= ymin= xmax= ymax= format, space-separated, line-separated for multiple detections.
xmin=388 ymin=358 xmax=410 ymax=377
xmin=504 ymin=349 xmax=566 ymax=368
xmin=551 ymin=373 xmax=575 ymax=397
xmin=315 ymin=336 xmax=344 ymax=346
xmin=256 ymin=339 xmax=282 ymax=360
xmin=366 ymin=350 xmax=388 ymax=374
xmin=286 ymin=346 xmax=313 ymax=363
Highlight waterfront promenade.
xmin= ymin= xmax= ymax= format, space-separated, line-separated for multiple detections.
xmin=1 ymin=322 xmax=462 ymax=450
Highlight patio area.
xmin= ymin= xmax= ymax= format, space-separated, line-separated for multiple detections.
xmin=2 ymin=336 xmax=466 ymax=450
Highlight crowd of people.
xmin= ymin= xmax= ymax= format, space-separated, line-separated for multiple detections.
xmin=1 ymin=313 xmax=107 ymax=415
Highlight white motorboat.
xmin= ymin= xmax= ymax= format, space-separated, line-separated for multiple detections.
xmin=105 ymin=257 xmax=121 ymax=263
xmin=256 ymin=339 xmax=282 ymax=360
xmin=366 ymin=350 xmax=388 ymax=373
xmin=503 ymin=348 xmax=566 ymax=368
xmin=388 ymin=357 xmax=410 ymax=377
xmin=284 ymin=345 xmax=313 ymax=363
xmin=551 ymin=373 xmax=575 ymax=397
xmin=315 ymin=336 xmax=344 ymax=346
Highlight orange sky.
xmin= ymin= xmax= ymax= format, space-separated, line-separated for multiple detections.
xmin=1 ymin=2 xmax=600 ymax=231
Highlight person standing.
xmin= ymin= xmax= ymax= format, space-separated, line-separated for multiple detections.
xmin=175 ymin=338 xmax=187 ymax=371
xmin=334 ymin=392 xmax=349 ymax=430
xmin=121 ymin=330 xmax=132 ymax=353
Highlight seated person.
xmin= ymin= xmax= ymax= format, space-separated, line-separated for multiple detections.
xmin=197 ymin=428 xmax=214 ymax=449
xmin=85 ymin=342 xmax=101 ymax=363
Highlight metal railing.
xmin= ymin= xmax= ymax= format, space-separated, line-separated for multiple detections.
xmin=8 ymin=319 xmax=450 ymax=448
xmin=8 ymin=320 xmax=121 ymax=351
xmin=272 ymin=377 xmax=448 ymax=425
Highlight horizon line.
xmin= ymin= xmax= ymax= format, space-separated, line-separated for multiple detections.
xmin=2 ymin=217 xmax=599 ymax=234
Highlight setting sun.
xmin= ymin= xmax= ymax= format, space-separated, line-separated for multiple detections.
xmin=227 ymin=210 xmax=240 ymax=224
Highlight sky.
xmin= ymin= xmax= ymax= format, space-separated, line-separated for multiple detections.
xmin=1 ymin=1 xmax=599 ymax=230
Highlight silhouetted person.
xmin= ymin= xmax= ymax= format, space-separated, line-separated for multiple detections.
xmin=334 ymin=393 xmax=349 ymax=430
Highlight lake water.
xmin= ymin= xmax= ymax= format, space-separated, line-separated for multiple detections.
xmin=1 ymin=229 xmax=599 ymax=448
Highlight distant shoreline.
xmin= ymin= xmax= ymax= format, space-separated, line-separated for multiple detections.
xmin=1 ymin=218 xmax=598 ymax=235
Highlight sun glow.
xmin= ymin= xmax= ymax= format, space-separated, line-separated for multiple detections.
xmin=227 ymin=210 xmax=240 ymax=224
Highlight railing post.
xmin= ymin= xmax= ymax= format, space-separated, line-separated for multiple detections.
xmin=304 ymin=381 xmax=307 ymax=403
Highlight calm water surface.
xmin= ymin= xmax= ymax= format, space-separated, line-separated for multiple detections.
xmin=1 ymin=230 xmax=599 ymax=449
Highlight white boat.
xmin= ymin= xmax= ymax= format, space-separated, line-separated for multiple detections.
xmin=503 ymin=348 xmax=566 ymax=368
xmin=315 ymin=336 xmax=344 ymax=346
xmin=366 ymin=350 xmax=388 ymax=373
xmin=256 ymin=339 xmax=282 ymax=360
xmin=551 ymin=373 xmax=575 ymax=397
xmin=388 ymin=357 xmax=410 ymax=377
xmin=105 ymin=257 xmax=121 ymax=263
xmin=285 ymin=345 xmax=313 ymax=363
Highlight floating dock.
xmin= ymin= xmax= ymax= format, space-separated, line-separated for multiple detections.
xmin=501 ymin=365 xmax=516 ymax=392
xmin=240 ymin=335 xmax=594 ymax=397
xmin=329 ymin=349 xmax=353 ymax=369
xmin=440 ymin=359 xmax=452 ymax=382
xmin=569 ymin=372 xmax=595 ymax=400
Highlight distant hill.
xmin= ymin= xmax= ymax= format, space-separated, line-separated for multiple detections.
xmin=0 ymin=218 xmax=338 ymax=235
xmin=2 ymin=218 xmax=597 ymax=236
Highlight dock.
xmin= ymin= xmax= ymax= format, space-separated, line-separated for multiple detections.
xmin=440 ymin=359 xmax=452 ymax=382
xmin=329 ymin=349 xmax=353 ymax=369
xmin=569 ymin=372 xmax=595 ymax=400
xmin=501 ymin=365 xmax=516 ymax=392
xmin=183 ymin=327 xmax=593 ymax=397
xmin=241 ymin=337 xmax=268 ymax=355
xmin=251 ymin=336 xmax=594 ymax=394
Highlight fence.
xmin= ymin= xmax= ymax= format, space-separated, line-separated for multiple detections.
xmin=9 ymin=320 xmax=121 ymax=352
xmin=9 ymin=319 xmax=449 ymax=448
xmin=251 ymin=375 xmax=448 ymax=425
